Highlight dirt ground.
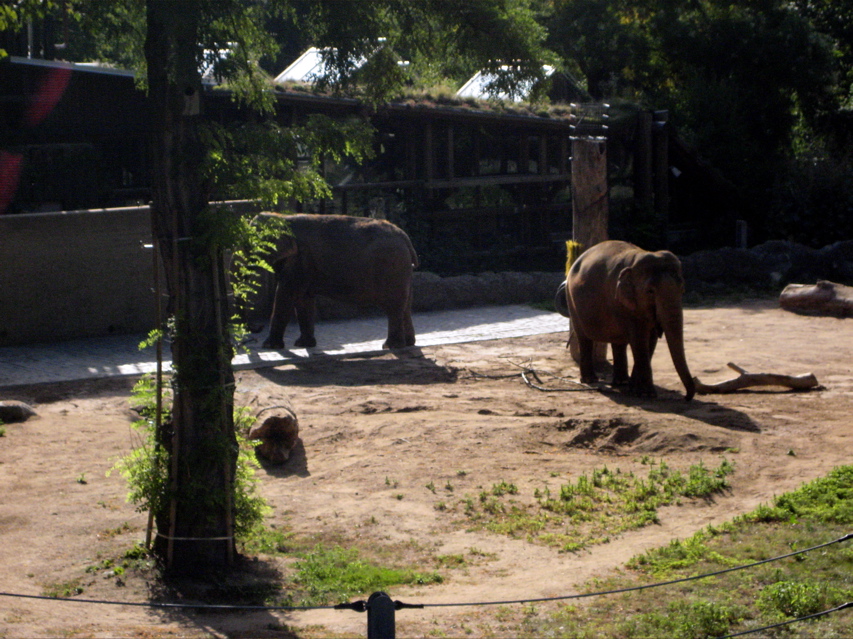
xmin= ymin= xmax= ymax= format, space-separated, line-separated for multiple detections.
xmin=2 ymin=298 xmax=853 ymax=638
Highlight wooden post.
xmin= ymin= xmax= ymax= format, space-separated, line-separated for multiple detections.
xmin=653 ymin=111 xmax=669 ymax=221
xmin=570 ymin=137 xmax=609 ymax=365
xmin=634 ymin=111 xmax=653 ymax=214
xmin=571 ymin=137 xmax=609 ymax=249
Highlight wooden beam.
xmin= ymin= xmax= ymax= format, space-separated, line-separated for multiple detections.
xmin=571 ymin=138 xmax=609 ymax=249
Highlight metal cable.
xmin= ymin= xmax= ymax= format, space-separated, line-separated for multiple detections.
xmin=717 ymin=601 xmax=852 ymax=638
xmin=421 ymin=532 xmax=853 ymax=608
xmin=0 ymin=533 xmax=848 ymax=614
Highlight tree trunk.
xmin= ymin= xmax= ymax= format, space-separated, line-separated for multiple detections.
xmin=146 ymin=0 xmax=237 ymax=573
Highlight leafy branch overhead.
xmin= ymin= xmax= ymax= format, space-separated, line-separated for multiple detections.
xmin=201 ymin=115 xmax=375 ymax=208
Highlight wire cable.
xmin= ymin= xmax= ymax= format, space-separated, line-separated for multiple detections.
xmin=421 ymin=532 xmax=853 ymax=608
xmin=0 ymin=533 xmax=849 ymax=615
xmin=717 ymin=601 xmax=852 ymax=638
xmin=0 ymin=591 xmax=336 ymax=612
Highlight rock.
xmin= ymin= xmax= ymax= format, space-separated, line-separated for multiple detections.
xmin=0 ymin=400 xmax=37 ymax=423
xmin=779 ymin=280 xmax=853 ymax=318
xmin=681 ymin=247 xmax=771 ymax=291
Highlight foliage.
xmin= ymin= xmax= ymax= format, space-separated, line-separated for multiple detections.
xmin=201 ymin=115 xmax=375 ymax=207
xmin=110 ymin=375 xmax=269 ymax=542
xmin=524 ymin=465 xmax=853 ymax=639
xmin=292 ymin=544 xmax=443 ymax=606
xmin=547 ymin=0 xmax=844 ymax=243
xmin=757 ymin=580 xmax=831 ymax=619
xmin=302 ymin=0 xmax=552 ymax=102
xmin=442 ymin=459 xmax=734 ymax=552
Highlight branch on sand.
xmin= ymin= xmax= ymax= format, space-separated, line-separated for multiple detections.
xmin=694 ymin=363 xmax=820 ymax=394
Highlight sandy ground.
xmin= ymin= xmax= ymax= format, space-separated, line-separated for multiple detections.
xmin=2 ymin=299 xmax=853 ymax=638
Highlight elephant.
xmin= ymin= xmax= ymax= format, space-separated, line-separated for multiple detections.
xmin=562 ymin=240 xmax=696 ymax=400
xmin=258 ymin=213 xmax=418 ymax=350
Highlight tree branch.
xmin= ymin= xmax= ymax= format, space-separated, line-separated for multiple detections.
xmin=694 ymin=363 xmax=819 ymax=394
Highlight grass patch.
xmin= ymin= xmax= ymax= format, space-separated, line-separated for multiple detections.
xmin=42 ymin=579 xmax=84 ymax=598
xmin=290 ymin=545 xmax=443 ymax=606
xmin=443 ymin=459 xmax=734 ymax=552
xmin=520 ymin=465 xmax=853 ymax=638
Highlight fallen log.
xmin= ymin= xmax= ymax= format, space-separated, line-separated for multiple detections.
xmin=693 ymin=363 xmax=819 ymax=394
xmin=779 ymin=280 xmax=853 ymax=318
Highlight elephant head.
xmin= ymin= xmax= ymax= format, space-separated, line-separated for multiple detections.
xmin=614 ymin=251 xmax=696 ymax=401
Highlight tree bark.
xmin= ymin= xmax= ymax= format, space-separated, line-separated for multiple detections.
xmin=570 ymin=138 xmax=608 ymax=365
xmin=146 ymin=0 xmax=237 ymax=573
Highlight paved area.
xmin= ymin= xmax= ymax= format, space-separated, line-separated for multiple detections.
xmin=0 ymin=305 xmax=569 ymax=388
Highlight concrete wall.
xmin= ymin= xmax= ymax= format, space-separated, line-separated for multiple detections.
xmin=0 ymin=207 xmax=157 ymax=346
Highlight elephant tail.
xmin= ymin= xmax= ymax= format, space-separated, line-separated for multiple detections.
xmin=404 ymin=234 xmax=420 ymax=269
xmin=555 ymin=280 xmax=570 ymax=318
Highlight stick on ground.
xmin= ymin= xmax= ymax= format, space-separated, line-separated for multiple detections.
xmin=694 ymin=363 xmax=819 ymax=394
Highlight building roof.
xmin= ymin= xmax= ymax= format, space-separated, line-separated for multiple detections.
xmin=456 ymin=65 xmax=555 ymax=101
xmin=273 ymin=47 xmax=368 ymax=85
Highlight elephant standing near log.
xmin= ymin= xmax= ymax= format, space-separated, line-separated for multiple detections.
xmin=259 ymin=213 xmax=418 ymax=350
xmin=562 ymin=240 xmax=696 ymax=400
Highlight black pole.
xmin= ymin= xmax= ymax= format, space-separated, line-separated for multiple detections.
xmin=367 ymin=592 xmax=396 ymax=639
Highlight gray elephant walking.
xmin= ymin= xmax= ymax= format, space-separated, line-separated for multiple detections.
xmin=562 ymin=240 xmax=695 ymax=400
xmin=259 ymin=213 xmax=418 ymax=350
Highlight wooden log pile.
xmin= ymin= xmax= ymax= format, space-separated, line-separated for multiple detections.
xmin=240 ymin=392 xmax=300 ymax=464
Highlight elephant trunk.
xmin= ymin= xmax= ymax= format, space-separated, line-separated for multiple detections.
xmin=656 ymin=291 xmax=696 ymax=401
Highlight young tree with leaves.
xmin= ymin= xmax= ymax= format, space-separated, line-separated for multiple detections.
xmin=138 ymin=0 xmax=551 ymax=572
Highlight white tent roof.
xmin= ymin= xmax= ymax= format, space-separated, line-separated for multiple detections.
xmin=456 ymin=64 xmax=555 ymax=101
xmin=274 ymin=47 xmax=368 ymax=85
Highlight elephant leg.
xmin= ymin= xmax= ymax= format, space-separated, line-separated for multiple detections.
xmin=403 ymin=311 xmax=416 ymax=347
xmin=383 ymin=304 xmax=408 ymax=349
xmin=263 ymin=284 xmax=294 ymax=349
xmin=577 ymin=332 xmax=599 ymax=384
xmin=611 ymin=344 xmax=630 ymax=386
xmin=403 ymin=285 xmax=416 ymax=347
xmin=293 ymin=294 xmax=317 ymax=348
xmin=628 ymin=338 xmax=656 ymax=397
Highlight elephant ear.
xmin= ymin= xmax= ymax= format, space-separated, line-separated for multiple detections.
xmin=615 ymin=267 xmax=637 ymax=311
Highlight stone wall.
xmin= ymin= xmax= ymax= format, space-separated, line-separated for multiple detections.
xmin=681 ymin=240 xmax=853 ymax=296
xmin=0 ymin=207 xmax=157 ymax=346
xmin=2 ymin=204 xmax=851 ymax=346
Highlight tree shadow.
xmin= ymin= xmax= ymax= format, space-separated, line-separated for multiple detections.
xmin=602 ymin=385 xmax=761 ymax=432
xmin=147 ymin=556 xmax=303 ymax=638
xmin=254 ymin=347 xmax=458 ymax=389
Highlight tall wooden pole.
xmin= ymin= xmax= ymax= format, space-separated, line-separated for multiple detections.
xmin=571 ymin=137 xmax=609 ymax=249
xmin=570 ymin=137 xmax=609 ymax=364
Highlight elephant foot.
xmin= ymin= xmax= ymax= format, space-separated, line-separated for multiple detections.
xmin=294 ymin=335 xmax=317 ymax=348
xmin=580 ymin=373 xmax=599 ymax=385
xmin=612 ymin=375 xmax=630 ymax=387
xmin=263 ymin=338 xmax=285 ymax=350
xmin=629 ymin=384 xmax=657 ymax=398
xmin=382 ymin=339 xmax=406 ymax=349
